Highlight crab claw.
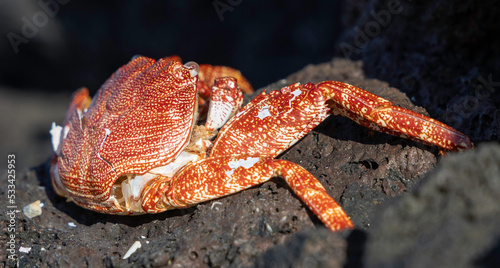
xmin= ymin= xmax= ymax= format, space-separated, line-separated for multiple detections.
xmin=205 ymin=77 xmax=244 ymax=133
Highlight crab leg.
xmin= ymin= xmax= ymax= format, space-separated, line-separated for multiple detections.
xmin=273 ymin=159 xmax=354 ymax=231
xmin=317 ymin=81 xmax=474 ymax=151
xmin=210 ymin=82 xmax=331 ymax=158
xmin=142 ymin=155 xmax=353 ymax=231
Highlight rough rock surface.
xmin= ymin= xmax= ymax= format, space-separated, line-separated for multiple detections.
xmin=365 ymin=143 xmax=500 ymax=268
xmin=1 ymin=58 xmax=439 ymax=267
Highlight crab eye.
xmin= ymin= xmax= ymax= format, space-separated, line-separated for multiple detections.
xmin=183 ymin=61 xmax=200 ymax=77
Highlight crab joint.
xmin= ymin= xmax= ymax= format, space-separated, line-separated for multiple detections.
xmin=225 ymin=157 xmax=260 ymax=177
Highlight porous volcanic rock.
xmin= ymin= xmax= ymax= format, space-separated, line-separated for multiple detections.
xmin=365 ymin=143 xmax=500 ymax=268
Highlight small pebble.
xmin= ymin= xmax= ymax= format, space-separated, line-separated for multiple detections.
xmin=23 ymin=200 xmax=43 ymax=219
xmin=19 ymin=246 xmax=31 ymax=253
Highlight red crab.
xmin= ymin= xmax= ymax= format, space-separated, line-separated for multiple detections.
xmin=50 ymin=56 xmax=473 ymax=231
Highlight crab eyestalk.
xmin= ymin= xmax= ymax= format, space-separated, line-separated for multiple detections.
xmin=183 ymin=61 xmax=200 ymax=77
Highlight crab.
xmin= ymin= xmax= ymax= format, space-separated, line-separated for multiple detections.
xmin=49 ymin=56 xmax=473 ymax=231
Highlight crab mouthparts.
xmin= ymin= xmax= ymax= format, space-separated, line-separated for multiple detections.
xmin=110 ymin=151 xmax=202 ymax=213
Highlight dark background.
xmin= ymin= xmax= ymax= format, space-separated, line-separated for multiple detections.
xmin=0 ymin=1 xmax=342 ymax=93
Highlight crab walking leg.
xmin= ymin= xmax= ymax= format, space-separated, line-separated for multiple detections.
xmin=317 ymin=81 xmax=474 ymax=151
xmin=272 ymin=160 xmax=354 ymax=231
xmin=143 ymin=155 xmax=353 ymax=231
